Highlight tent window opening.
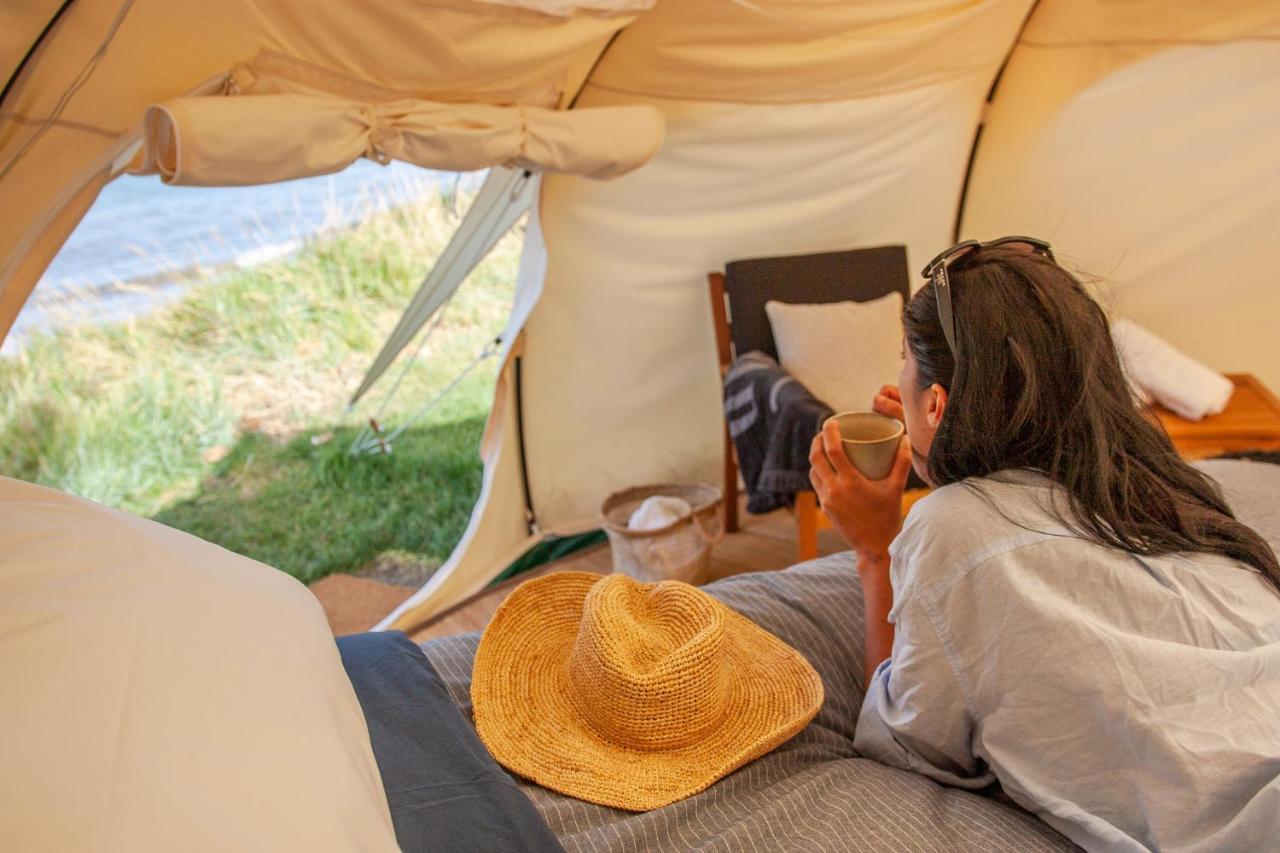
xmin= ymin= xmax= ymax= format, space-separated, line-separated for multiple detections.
xmin=349 ymin=166 xmax=537 ymax=456
xmin=8 ymin=159 xmax=470 ymax=353
xmin=2 ymin=160 xmax=524 ymax=563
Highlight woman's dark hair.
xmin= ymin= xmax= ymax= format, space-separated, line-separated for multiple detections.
xmin=903 ymin=247 xmax=1280 ymax=593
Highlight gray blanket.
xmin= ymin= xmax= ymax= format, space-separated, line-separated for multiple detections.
xmin=337 ymin=632 xmax=565 ymax=853
xmin=420 ymin=459 xmax=1279 ymax=852
xmin=724 ymin=351 xmax=833 ymax=514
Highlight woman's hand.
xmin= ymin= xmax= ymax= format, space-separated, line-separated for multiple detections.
xmin=872 ymin=384 xmax=905 ymax=422
xmin=808 ymin=418 xmax=912 ymax=560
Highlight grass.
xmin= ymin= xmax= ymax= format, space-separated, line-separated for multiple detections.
xmin=152 ymin=419 xmax=484 ymax=583
xmin=0 ymin=184 xmax=521 ymax=583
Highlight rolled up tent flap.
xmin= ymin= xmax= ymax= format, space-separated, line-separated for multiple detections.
xmin=131 ymin=94 xmax=664 ymax=186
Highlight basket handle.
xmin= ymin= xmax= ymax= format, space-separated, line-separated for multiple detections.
xmin=691 ymin=507 xmax=726 ymax=546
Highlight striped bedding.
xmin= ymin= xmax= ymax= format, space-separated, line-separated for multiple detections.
xmin=420 ymin=459 xmax=1279 ymax=852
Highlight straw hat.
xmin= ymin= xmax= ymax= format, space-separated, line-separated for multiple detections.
xmin=471 ymin=571 xmax=824 ymax=811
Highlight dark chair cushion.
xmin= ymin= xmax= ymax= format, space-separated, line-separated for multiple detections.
xmin=723 ymin=246 xmax=909 ymax=361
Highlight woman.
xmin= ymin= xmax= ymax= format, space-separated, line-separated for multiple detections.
xmin=808 ymin=238 xmax=1280 ymax=852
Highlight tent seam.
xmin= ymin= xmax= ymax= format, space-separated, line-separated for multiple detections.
xmin=0 ymin=111 xmax=116 ymax=138
xmin=578 ymin=76 xmax=1001 ymax=107
xmin=1020 ymin=35 xmax=1280 ymax=49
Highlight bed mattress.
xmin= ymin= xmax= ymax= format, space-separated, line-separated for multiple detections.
xmin=419 ymin=459 xmax=1280 ymax=852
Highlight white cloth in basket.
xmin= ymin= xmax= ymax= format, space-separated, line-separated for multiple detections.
xmin=627 ymin=496 xmax=692 ymax=532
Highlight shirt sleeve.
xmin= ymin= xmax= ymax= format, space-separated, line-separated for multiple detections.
xmin=853 ymin=595 xmax=995 ymax=789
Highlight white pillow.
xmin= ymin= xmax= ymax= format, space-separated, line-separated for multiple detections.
xmin=0 ymin=477 xmax=399 ymax=852
xmin=765 ymin=292 xmax=905 ymax=413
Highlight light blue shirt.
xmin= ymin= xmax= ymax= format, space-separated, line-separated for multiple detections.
xmin=854 ymin=469 xmax=1280 ymax=852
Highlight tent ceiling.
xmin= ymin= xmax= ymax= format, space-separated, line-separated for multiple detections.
xmin=586 ymin=0 xmax=1035 ymax=103
xmin=1020 ymin=0 xmax=1280 ymax=43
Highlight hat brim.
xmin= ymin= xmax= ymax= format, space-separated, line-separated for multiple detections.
xmin=471 ymin=572 xmax=824 ymax=812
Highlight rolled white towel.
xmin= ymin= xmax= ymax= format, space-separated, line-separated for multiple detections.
xmin=1111 ymin=319 xmax=1233 ymax=421
xmin=627 ymin=495 xmax=692 ymax=532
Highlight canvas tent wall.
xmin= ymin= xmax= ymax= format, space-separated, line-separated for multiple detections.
xmin=961 ymin=2 xmax=1280 ymax=375
xmin=2 ymin=1 xmax=1278 ymax=634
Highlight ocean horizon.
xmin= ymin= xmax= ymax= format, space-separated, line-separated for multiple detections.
xmin=7 ymin=160 xmax=476 ymax=352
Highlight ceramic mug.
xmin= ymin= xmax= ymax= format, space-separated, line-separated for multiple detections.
xmin=824 ymin=412 xmax=904 ymax=480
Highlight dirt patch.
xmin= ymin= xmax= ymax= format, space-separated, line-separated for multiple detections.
xmin=356 ymin=549 xmax=442 ymax=587
xmin=222 ymin=354 xmax=370 ymax=440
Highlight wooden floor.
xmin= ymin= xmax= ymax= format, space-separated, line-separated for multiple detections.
xmin=406 ymin=498 xmax=850 ymax=642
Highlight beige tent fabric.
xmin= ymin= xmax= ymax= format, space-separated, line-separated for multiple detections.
xmin=0 ymin=476 xmax=399 ymax=851
xmin=133 ymin=94 xmax=663 ymax=185
xmin=225 ymin=47 xmax=564 ymax=110
xmin=0 ymin=1 xmax=61 ymax=89
xmin=962 ymin=2 xmax=1280 ymax=390
xmin=474 ymin=0 xmax=654 ymax=15
xmin=586 ymin=0 xmax=1036 ymax=103
xmin=1019 ymin=0 xmax=1280 ymax=43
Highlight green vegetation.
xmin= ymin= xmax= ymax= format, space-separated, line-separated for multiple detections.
xmin=0 ymin=188 xmax=520 ymax=583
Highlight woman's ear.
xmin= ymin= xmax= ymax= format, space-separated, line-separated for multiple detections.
xmin=926 ymin=383 xmax=949 ymax=429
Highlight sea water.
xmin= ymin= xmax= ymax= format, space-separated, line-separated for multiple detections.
xmin=6 ymin=160 xmax=478 ymax=352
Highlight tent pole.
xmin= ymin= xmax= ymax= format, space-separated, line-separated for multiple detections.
xmin=513 ymin=354 xmax=537 ymax=535
xmin=952 ymin=0 xmax=1043 ymax=242
xmin=565 ymin=31 xmax=622 ymax=109
xmin=952 ymin=124 xmax=984 ymax=245
xmin=0 ymin=0 xmax=76 ymax=110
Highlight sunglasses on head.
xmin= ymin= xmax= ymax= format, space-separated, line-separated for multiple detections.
xmin=920 ymin=236 xmax=1054 ymax=357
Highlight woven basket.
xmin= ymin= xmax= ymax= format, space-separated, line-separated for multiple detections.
xmin=600 ymin=483 xmax=724 ymax=585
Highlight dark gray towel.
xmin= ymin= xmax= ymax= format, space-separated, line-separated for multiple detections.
xmin=337 ymin=631 xmax=565 ymax=853
xmin=1212 ymin=449 xmax=1280 ymax=465
xmin=724 ymin=351 xmax=833 ymax=514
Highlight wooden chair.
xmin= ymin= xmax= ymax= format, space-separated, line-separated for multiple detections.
xmin=708 ymin=246 xmax=910 ymax=562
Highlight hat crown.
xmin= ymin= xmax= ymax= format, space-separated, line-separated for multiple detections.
xmin=568 ymin=574 xmax=729 ymax=751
